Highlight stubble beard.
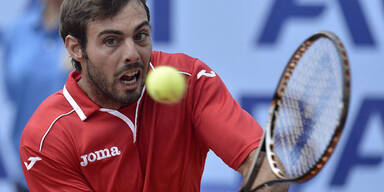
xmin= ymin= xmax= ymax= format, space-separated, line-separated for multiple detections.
xmin=85 ymin=59 xmax=145 ymax=107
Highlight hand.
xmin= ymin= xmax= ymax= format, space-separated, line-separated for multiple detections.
xmin=253 ymin=182 xmax=290 ymax=192
xmin=238 ymin=149 xmax=290 ymax=192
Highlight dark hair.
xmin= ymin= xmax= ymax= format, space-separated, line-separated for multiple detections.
xmin=59 ymin=0 xmax=150 ymax=72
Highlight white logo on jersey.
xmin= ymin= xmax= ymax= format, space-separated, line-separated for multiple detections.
xmin=197 ymin=69 xmax=216 ymax=79
xmin=24 ymin=157 xmax=42 ymax=170
xmin=80 ymin=146 xmax=121 ymax=167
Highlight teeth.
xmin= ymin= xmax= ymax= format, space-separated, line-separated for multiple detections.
xmin=121 ymin=77 xmax=137 ymax=84
xmin=120 ymin=70 xmax=139 ymax=85
xmin=125 ymin=71 xmax=139 ymax=77
xmin=123 ymin=78 xmax=136 ymax=84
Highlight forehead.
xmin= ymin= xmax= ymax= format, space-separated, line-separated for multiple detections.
xmin=87 ymin=1 xmax=148 ymax=35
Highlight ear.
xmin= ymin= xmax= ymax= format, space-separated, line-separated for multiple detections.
xmin=64 ymin=35 xmax=85 ymax=63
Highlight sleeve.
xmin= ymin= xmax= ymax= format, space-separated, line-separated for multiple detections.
xmin=20 ymin=131 xmax=93 ymax=191
xmin=191 ymin=59 xmax=263 ymax=170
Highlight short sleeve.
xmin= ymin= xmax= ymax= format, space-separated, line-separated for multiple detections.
xmin=20 ymin=131 xmax=93 ymax=191
xmin=191 ymin=60 xmax=263 ymax=170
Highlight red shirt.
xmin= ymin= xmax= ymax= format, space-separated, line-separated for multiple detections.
xmin=20 ymin=51 xmax=263 ymax=192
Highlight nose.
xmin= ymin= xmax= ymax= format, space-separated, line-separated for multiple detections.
xmin=123 ymin=40 xmax=140 ymax=64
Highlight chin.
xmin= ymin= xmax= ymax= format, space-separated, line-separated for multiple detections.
xmin=120 ymin=88 xmax=144 ymax=105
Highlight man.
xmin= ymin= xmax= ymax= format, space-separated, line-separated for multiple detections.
xmin=1 ymin=0 xmax=66 ymax=191
xmin=19 ymin=0 xmax=289 ymax=191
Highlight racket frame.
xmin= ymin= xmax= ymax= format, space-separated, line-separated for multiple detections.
xmin=240 ymin=31 xmax=351 ymax=192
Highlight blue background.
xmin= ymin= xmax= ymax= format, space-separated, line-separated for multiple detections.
xmin=1 ymin=0 xmax=383 ymax=191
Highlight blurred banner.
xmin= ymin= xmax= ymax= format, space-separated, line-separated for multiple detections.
xmin=1 ymin=0 xmax=383 ymax=192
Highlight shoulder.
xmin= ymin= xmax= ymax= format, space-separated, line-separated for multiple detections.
xmin=20 ymin=90 xmax=76 ymax=151
xmin=151 ymin=51 xmax=210 ymax=75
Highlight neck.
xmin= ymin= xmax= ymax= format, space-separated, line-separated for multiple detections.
xmin=78 ymin=76 xmax=123 ymax=110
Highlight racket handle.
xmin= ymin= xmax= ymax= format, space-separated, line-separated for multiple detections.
xmin=239 ymin=148 xmax=266 ymax=192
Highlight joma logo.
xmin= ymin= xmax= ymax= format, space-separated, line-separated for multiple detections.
xmin=80 ymin=146 xmax=121 ymax=167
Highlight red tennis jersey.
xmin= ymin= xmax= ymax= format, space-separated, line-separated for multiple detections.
xmin=20 ymin=51 xmax=263 ymax=192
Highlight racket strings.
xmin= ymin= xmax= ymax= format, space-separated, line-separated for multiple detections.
xmin=273 ymin=38 xmax=344 ymax=178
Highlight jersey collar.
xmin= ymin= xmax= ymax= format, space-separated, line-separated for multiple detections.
xmin=63 ymin=71 xmax=100 ymax=121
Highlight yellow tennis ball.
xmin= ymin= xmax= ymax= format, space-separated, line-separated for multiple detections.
xmin=145 ymin=66 xmax=186 ymax=104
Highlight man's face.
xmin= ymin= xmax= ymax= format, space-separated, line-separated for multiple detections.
xmin=81 ymin=0 xmax=152 ymax=108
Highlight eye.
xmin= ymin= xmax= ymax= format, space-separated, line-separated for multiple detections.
xmin=134 ymin=32 xmax=149 ymax=42
xmin=103 ymin=36 xmax=120 ymax=47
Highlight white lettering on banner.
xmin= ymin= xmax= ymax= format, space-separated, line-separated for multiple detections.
xmin=80 ymin=146 xmax=121 ymax=167
xmin=197 ymin=70 xmax=216 ymax=80
xmin=24 ymin=157 xmax=42 ymax=170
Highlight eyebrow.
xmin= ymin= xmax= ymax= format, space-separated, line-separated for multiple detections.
xmin=135 ymin=21 xmax=151 ymax=31
xmin=97 ymin=21 xmax=151 ymax=38
xmin=98 ymin=30 xmax=123 ymax=38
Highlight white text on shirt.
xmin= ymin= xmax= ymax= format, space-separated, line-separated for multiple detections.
xmin=80 ymin=146 xmax=121 ymax=167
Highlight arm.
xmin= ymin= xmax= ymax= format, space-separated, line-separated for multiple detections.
xmin=189 ymin=59 xmax=284 ymax=190
xmin=238 ymin=149 xmax=290 ymax=192
xmin=191 ymin=60 xmax=263 ymax=169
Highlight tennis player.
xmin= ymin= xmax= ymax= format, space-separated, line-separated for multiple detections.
xmin=19 ymin=0 xmax=289 ymax=191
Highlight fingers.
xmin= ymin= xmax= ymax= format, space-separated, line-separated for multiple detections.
xmin=255 ymin=183 xmax=290 ymax=192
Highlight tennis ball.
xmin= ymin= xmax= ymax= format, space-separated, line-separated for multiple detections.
xmin=145 ymin=66 xmax=186 ymax=104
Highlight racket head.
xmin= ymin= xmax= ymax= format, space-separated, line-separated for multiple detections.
xmin=265 ymin=31 xmax=351 ymax=182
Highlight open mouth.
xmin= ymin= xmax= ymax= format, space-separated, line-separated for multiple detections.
xmin=119 ymin=69 xmax=141 ymax=87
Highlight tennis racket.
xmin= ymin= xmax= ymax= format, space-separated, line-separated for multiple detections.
xmin=239 ymin=31 xmax=351 ymax=192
